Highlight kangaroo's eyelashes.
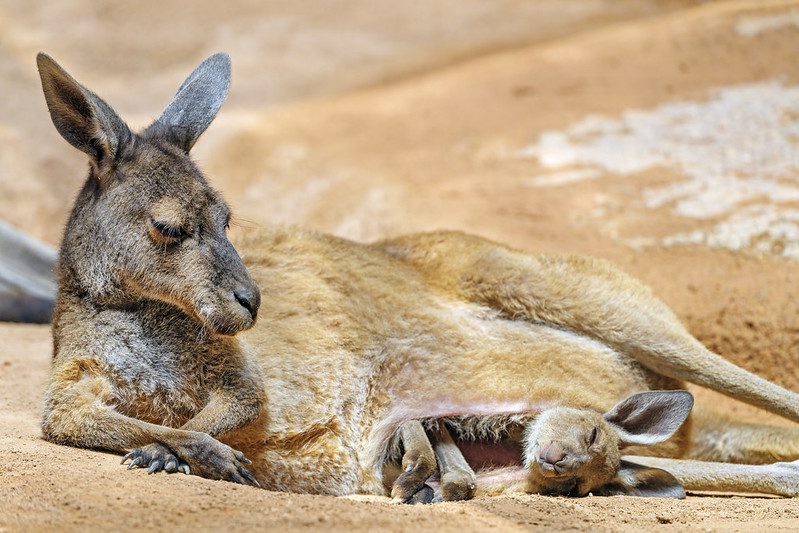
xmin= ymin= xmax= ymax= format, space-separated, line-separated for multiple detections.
xmin=148 ymin=218 xmax=188 ymax=244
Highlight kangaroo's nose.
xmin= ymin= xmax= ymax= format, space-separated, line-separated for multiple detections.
xmin=233 ymin=285 xmax=260 ymax=319
xmin=539 ymin=442 xmax=567 ymax=466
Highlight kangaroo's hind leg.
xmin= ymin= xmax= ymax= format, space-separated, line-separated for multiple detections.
xmin=623 ymin=456 xmax=799 ymax=497
xmin=406 ymin=234 xmax=799 ymax=422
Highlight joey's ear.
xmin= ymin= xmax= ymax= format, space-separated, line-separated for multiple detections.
xmin=593 ymin=460 xmax=685 ymax=499
xmin=37 ymin=53 xmax=132 ymax=170
xmin=604 ymin=390 xmax=693 ymax=447
xmin=144 ymin=53 xmax=231 ymax=152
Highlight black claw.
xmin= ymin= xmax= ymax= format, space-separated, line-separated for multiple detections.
xmin=236 ymin=452 xmax=252 ymax=464
xmin=240 ymin=467 xmax=260 ymax=487
xmin=147 ymin=460 xmax=163 ymax=474
xmin=228 ymin=470 xmax=247 ymax=485
xmin=121 ymin=451 xmax=135 ymax=464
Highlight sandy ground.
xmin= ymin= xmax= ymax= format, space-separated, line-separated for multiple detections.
xmin=2 ymin=0 xmax=799 ymax=531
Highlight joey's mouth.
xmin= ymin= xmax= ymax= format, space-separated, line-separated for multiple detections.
xmin=538 ymin=467 xmax=571 ymax=478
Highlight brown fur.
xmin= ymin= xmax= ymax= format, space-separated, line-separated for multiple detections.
xmin=38 ymin=52 xmax=799 ymax=500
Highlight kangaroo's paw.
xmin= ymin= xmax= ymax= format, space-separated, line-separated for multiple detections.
xmin=390 ymin=453 xmax=436 ymax=502
xmin=770 ymin=460 xmax=799 ymax=497
xmin=406 ymin=484 xmax=436 ymax=505
xmin=122 ymin=443 xmax=190 ymax=475
xmin=440 ymin=468 xmax=477 ymax=501
xmin=171 ymin=433 xmax=260 ymax=487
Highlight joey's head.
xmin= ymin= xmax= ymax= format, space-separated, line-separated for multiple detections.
xmin=37 ymin=53 xmax=260 ymax=335
xmin=525 ymin=390 xmax=693 ymax=498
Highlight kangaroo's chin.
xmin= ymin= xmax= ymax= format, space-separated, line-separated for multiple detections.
xmin=196 ymin=304 xmax=255 ymax=336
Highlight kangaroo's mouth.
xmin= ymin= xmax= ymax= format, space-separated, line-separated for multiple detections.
xmin=195 ymin=301 xmax=256 ymax=336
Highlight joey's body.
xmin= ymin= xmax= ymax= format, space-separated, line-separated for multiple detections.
xmin=40 ymin=52 xmax=799 ymax=501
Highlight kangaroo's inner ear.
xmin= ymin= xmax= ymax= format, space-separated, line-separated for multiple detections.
xmin=36 ymin=53 xmax=132 ymax=171
xmin=144 ymin=53 xmax=231 ymax=152
xmin=604 ymin=390 xmax=694 ymax=447
xmin=592 ymin=460 xmax=686 ymax=498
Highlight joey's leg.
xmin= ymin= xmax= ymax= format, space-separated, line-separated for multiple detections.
xmin=391 ymin=420 xmax=437 ymax=503
xmin=43 ymin=361 xmax=260 ymax=486
xmin=624 ymin=456 xmax=799 ymax=497
xmin=431 ymin=423 xmax=476 ymax=502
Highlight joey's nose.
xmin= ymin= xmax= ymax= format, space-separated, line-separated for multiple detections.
xmin=233 ymin=286 xmax=260 ymax=319
xmin=538 ymin=442 xmax=567 ymax=466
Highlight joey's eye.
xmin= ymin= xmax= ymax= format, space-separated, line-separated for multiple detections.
xmin=588 ymin=427 xmax=598 ymax=446
xmin=148 ymin=219 xmax=188 ymax=243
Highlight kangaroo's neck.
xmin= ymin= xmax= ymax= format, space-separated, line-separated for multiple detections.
xmin=56 ymin=176 xmax=125 ymax=304
xmin=52 ymin=286 xmax=235 ymax=362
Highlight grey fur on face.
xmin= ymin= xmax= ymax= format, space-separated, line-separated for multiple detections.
xmin=37 ymin=52 xmax=259 ymax=336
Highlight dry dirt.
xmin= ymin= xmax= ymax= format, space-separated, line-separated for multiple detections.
xmin=2 ymin=0 xmax=799 ymax=531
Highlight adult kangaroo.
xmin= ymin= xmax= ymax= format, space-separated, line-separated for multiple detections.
xmin=38 ymin=52 xmax=799 ymax=501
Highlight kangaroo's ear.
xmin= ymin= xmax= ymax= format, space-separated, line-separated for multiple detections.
xmin=593 ymin=460 xmax=685 ymax=498
xmin=37 ymin=53 xmax=132 ymax=171
xmin=145 ymin=53 xmax=231 ymax=152
xmin=604 ymin=390 xmax=693 ymax=447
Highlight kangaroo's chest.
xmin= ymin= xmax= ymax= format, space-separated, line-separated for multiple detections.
xmin=98 ymin=312 xmax=223 ymax=426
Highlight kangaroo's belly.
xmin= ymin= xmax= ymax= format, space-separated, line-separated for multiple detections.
xmin=374 ymin=300 xmax=671 ymax=416
xmin=239 ymin=294 xmax=675 ymax=495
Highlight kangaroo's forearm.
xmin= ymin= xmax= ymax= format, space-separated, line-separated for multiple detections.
xmin=42 ymin=360 xmax=205 ymax=453
xmin=179 ymin=388 xmax=261 ymax=436
xmin=43 ymin=391 xmax=197 ymax=453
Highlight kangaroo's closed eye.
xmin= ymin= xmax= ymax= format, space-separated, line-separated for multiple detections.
xmin=588 ymin=427 xmax=598 ymax=446
xmin=148 ymin=219 xmax=188 ymax=242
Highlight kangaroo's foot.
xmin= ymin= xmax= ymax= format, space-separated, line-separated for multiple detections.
xmin=770 ymin=460 xmax=799 ymax=497
xmin=124 ymin=433 xmax=259 ymax=487
xmin=122 ymin=442 xmax=190 ymax=475
xmin=624 ymin=456 xmax=799 ymax=497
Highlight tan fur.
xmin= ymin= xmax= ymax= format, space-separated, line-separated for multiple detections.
xmin=38 ymin=52 xmax=799 ymax=500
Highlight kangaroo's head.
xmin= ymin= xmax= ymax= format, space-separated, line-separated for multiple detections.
xmin=38 ymin=53 xmax=260 ymax=335
xmin=525 ymin=390 xmax=693 ymax=498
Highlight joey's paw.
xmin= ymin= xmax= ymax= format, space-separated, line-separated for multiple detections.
xmin=175 ymin=433 xmax=259 ymax=487
xmin=391 ymin=454 xmax=436 ymax=502
xmin=440 ymin=469 xmax=477 ymax=501
xmin=122 ymin=443 xmax=190 ymax=475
